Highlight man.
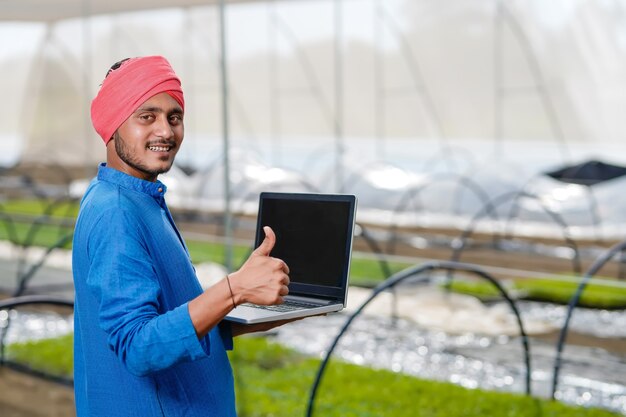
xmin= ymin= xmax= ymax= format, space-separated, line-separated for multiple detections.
xmin=72 ymin=56 xmax=291 ymax=416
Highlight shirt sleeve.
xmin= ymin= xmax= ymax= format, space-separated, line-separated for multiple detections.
xmin=85 ymin=208 xmax=211 ymax=376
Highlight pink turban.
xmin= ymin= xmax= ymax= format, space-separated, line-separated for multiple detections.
xmin=91 ymin=56 xmax=185 ymax=145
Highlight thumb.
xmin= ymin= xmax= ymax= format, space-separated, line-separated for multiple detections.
xmin=253 ymin=226 xmax=275 ymax=256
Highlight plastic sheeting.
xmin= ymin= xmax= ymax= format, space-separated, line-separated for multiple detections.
xmin=1 ymin=0 xmax=626 ymax=168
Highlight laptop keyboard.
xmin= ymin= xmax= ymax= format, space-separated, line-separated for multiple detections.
xmin=241 ymin=300 xmax=320 ymax=312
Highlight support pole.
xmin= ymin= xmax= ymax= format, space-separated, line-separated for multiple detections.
xmin=219 ymin=0 xmax=234 ymax=272
xmin=82 ymin=0 xmax=92 ymax=178
xmin=334 ymin=0 xmax=344 ymax=192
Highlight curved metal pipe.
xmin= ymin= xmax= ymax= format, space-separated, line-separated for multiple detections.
xmin=550 ymin=239 xmax=626 ymax=399
xmin=450 ymin=190 xmax=581 ymax=275
xmin=13 ymin=233 xmax=74 ymax=297
xmin=501 ymin=191 xmax=581 ymax=274
xmin=306 ymin=260 xmax=531 ymax=417
xmin=387 ymin=173 xmax=498 ymax=255
xmin=0 ymin=208 xmax=20 ymax=244
xmin=0 ymin=295 xmax=74 ymax=310
xmin=355 ymin=223 xmax=398 ymax=320
xmin=0 ymin=295 xmax=74 ymax=370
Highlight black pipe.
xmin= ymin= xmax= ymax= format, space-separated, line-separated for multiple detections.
xmin=550 ymin=239 xmax=626 ymax=399
xmin=0 ymin=295 xmax=74 ymax=370
xmin=306 ymin=260 xmax=531 ymax=417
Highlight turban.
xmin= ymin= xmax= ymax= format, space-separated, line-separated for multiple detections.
xmin=91 ymin=56 xmax=185 ymax=145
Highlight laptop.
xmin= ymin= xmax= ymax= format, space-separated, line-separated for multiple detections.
xmin=225 ymin=192 xmax=357 ymax=324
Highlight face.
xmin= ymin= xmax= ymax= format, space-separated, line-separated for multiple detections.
xmin=108 ymin=92 xmax=184 ymax=182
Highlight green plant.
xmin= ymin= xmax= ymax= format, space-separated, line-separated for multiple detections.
xmin=5 ymin=333 xmax=620 ymax=417
xmin=445 ymin=277 xmax=626 ymax=309
xmin=231 ymin=336 xmax=619 ymax=417
xmin=5 ymin=333 xmax=74 ymax=378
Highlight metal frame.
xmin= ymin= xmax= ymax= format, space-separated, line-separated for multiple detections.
xmin=551 ymin=239 xmax=626 ymax=399
xmin=305 ymin=260 xmax=532 ymax=417
xmin=0 ymin=295 xmax=74 ymax=386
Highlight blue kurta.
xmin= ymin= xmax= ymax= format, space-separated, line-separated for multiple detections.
xmin=72 ymin=163 xmax=236 ymax=417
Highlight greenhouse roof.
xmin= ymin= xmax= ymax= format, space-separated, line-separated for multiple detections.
xmin=0 ymin=0 xmax=302 ymax=22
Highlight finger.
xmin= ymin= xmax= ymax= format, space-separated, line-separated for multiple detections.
xmin=279 ymin=285 xmax=289 ymax=296
xmin=271 ymin=258 xmax=290 ymax=274
xmin=282 ymin=274 xmax=290 ymax=286
xmin=253 ymin=226 xmax=275 ymax=257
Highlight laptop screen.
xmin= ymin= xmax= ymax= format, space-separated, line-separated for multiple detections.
xmin=255 ymin=192 xmax=356 ymax=299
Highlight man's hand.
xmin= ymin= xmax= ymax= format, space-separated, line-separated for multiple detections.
xmin=228 ymin=226 xmax=290 ymax=306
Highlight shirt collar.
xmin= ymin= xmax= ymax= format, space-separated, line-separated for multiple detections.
xmin=97 ymin=163 xmax=167 ymax=198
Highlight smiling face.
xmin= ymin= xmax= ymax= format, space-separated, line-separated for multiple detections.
xmin=107 ymin=92 xmax=184 ymax=182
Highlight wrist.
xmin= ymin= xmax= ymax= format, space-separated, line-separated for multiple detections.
xmin=225 ymin=274 xmax=237 ymax=309
xmin=225 ymin=273 xmax=245 ymax=306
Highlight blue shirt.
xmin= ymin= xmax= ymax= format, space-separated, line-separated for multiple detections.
xmin=72 ymin=163 xmax=236 ymax=417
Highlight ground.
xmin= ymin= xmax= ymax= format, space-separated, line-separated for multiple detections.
xmin=0 ymin=368 xmax=74 ymax=417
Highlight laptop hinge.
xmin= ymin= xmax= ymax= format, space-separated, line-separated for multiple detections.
xmin=286 ymin=294 xmax=337 ymax=305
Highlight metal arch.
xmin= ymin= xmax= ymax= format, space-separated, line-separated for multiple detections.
xmin=268 ymin=1 xmax=347 ymax=192
xmin=579 ymin=186 xmax=603 ymax=242
xmin=421 ymin=145 xmax=477 ymax=175
xmin=501 ymin=188 xmax=580 ymax=260
xmin=15 ymin=196 xmax=77 ymax=294
xmin=300 ymin=145 xmax=330 ymax=182
xmin=374 ymin=1 xmax=449 ymax=153
xmin=191 ymin=148 xmax=263 ymax=220
xmin=195 ymin=148 xmax=265 ymax=188
xmin=17 ymin=21 xmax=95 ymax=176
xmin=20 ymin=196 xmax=76 ymax=249
xmin=0 ymin=295 xmax=74 ymax=384
xmin=178 ymin=8 xmax=262 ymax=153
xmin=449 ymin=190 xmax=582 ymax=276
xmin=232 ymin=178 xmax=320 ymax=208
xmin=270 ymin=12 xmax=337 ymax=132
xmin=229 ymin=172 xmax=320 ymax=205
xmin=517 ymin=171 xmax=606 ymax=244
xmin=386 ymin=172 xmax=498 ymax=255
xmin=305 ymin=260 xmax=532 ymax=417
xmin=0 ymin=207 xmax=20 ymax=245
xmin=338 ymin=160 xmax=413 ymax=194
xmin=14 ymin=161 xmax=75 ymax=201
xmin=0 ymin=196 xmax=76 ymax=296
xmin=494 ymin=0 xmax=571 ymax=161
xmin=301 ymin=143 xmax=351 ymax=192
xmin=550 ymin=239 xmax=626 ymax=400
xmin=502 ymin=191 xmax=581 ymax=274
xmin=0 ymin=295 xmax=74 ymax=310
xmin=354 ymin=223 xmax=393 ymax=281
xmin=355 ymin=223 xmax=399 ymax=321
xmin=13 ymin=233 xmax=74 ymax=297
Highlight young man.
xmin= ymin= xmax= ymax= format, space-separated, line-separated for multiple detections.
xmin=72 ymin=56 xmax=291 ymax=416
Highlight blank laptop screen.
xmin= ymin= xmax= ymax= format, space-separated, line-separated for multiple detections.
xmin=255 ymin=195 xmax=352 ymax=291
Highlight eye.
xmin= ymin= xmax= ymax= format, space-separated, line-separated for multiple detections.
xmin=169 ymin=114 xmax=183 ymax=125
xmin=139 ymin=113 xmax=155 ymax=122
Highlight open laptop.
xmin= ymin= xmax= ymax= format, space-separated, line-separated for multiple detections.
xmin=225 ymin=192 xmax=357 ymax=324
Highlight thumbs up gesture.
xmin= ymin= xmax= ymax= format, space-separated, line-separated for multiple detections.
xmin=227 ymin=226 xmax=290 ymax=306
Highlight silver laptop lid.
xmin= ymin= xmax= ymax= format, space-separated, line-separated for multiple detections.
xmin=255 ymin=192 xmax=357 ymax=304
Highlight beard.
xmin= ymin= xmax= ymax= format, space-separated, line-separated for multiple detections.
xmin=113 ymin=132 xmax=175 ymax=178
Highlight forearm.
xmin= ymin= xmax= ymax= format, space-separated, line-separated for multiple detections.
xmin=188 ymin=276 xmax=237 ymax=339
xmin=190 ymin=226 xmax=291 ymax=339
xmin=109 ymin=303 xmax=211 ymax=376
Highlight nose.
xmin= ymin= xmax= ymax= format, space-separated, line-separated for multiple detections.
xmin=154 ymin=114 xmax=174 ymax=139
